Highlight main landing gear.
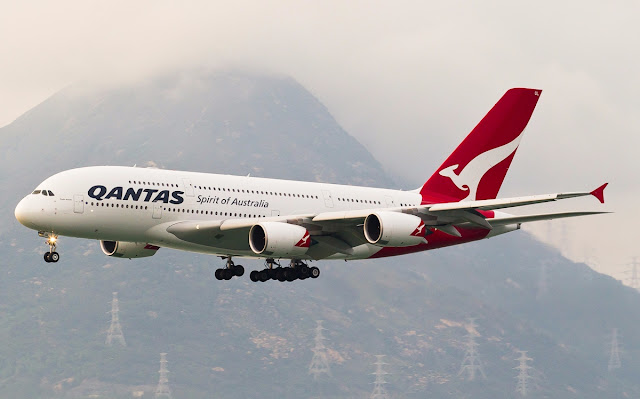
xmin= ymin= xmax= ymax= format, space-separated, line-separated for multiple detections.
xmin=40 ymin=232 xmax=60 ymax=263
xmin=214 ymin=257 xmax=245 ymax=280
xmin=249 ymin=259 xmax=320 ymax=283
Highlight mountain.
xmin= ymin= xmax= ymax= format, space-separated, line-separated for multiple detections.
xmin=0 ymin=70 xmax=637 ymax=398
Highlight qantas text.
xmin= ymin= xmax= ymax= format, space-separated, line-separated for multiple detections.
xmin=88 ymin=185 xmax=184 ymax=204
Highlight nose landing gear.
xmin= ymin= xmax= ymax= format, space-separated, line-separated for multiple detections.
xmin=40 ymin=232 xmax=59 ymax=263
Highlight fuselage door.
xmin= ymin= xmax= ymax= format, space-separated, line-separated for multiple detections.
xmin=322 ymin=190 xmax=334 ymax=208
xmin=73 ymin=195 xmax=84 ymax=214
xmin=152 ymin=203 xmax=162 ymax=219
xmin=385 ymin=195 xmax=395 ymax=207
xmin=182 ymin=178 xmax=194 ymax=197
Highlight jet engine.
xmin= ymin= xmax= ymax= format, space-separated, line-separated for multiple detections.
xmin=249 ymin=222 xmax=310 ymax=258
xmin=100 ymin=240 xmax=160 ymax=259
xmin=363 ymin=212 xmax=427 ymax=247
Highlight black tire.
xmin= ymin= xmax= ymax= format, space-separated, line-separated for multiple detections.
xmin=299 ymin=266 xmax=310 ymax=278
xmin=276 ymin=268 xmax=286 ymax=282
xmin=50 ymin=252 xmax=60 ymax=263
xmin=268 ymin=268 xmax=277 ymax=279
xmin=310 ymin=267 xmax=320 ymax=278
xmin=234 ymin=265 xmax=245 ymax=277
xmin=250 ymin=270 xmax=259 ymax=282
xmin=258 ymin=270 xmax=269 ymax=282
xmin=223 ymin=269 xmax=234 ymax=280
xmin=285 ymin=268 xmax=298 ymax=282
xmin=214 ymin=269 xmax=224 ymax=280
xmin=44 ymin=252 xmax=51 ymax=263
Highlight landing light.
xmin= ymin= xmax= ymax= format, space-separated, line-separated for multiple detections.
xmin=48 ymin=236 xmax=57 ymax=244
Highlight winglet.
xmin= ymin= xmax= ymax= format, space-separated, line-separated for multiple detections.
xmin=590 ymin=183 xmax=608 ymax=204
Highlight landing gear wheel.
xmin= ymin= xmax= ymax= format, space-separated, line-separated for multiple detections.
xmin=285 ymin=268 xmax=298 ymax=282
xmin=234 ymin=265 xmax=245 ymax=277
xmin=44 ymin=252 xmax=51 ymax=263
xmin=223 ymin=269 xmax=234 ymax=280
xmin=258 ymin=270 xmax=269 ymax=282
xmin=215 ymin=269 xmax=224 ymax=280
xmin=250 ymin=270 xmax=259 ymax=282
xmin=268 ymin=268 xmax=277 ymax=280
xmin=276 ymin=268 xmax=286 ymax=282
xmin=299 ymin=266 xmax=310 ymax=279
xmin=49 ymin=252 xmax=59 ymax=263
xmin=310 ymin=267 xmax=320 ymax=279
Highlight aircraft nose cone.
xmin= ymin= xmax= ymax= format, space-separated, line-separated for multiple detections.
xmin=15 ymin=197 xmax=37 ymax=229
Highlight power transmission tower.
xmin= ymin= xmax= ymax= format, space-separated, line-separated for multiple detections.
xmin=155 ymin=353 xmax=173 ymax=399
xmin=514 ymin=350 xmax=534 ymax=397
xmin=536 ymin=261 xmax=549 ymax=300
xmin=105 ymin=292 xmax=126 ymax=346
xmin=624 ymin=257 xmax=640 ymax=290
xmin=458 ymin=318 xmax=486 ymax=381
xmin=370 ymin=355 xmax=390 ymax=399
xmin=608 ymin=328 xmax=622 ymax=372
xmin=308 ymin=320 xmax=332 ymax=380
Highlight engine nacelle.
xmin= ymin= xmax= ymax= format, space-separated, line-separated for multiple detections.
xmin=100 ymin=241 xmax=160 ymax=259
xmin=249 ymin=222 xmax=310 ymax=258
xmin=363 ymin=212 xmax=427 ymax=247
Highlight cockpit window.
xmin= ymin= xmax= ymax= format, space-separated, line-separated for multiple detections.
xmin=32 ymin=190 xmax=41 ymax=195
xmin=42 ymin=191 xmax=48 ymax=196
xmin=47 ymin=190 xmax=54 ymax=196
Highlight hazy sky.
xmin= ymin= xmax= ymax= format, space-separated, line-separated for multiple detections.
xmin=1 ymin=1 xmax=638 ymax=280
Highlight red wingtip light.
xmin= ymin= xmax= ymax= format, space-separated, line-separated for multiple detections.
xmin=590 ymin=183 xmax=608 ymax=204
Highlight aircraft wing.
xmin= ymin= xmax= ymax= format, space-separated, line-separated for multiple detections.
xmin=310 ymin=184 xmax=608 ymax=227
xmin=427 ymin=183 xmax=608 ymax=212
xmin=487 ymin=211 xmax=610 ymax=227
xmin=165 ymin=184 xmax=608 ymax=255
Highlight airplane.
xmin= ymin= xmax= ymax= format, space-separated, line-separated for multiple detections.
xmin=14 ymin=88 xmax=608 ymax=282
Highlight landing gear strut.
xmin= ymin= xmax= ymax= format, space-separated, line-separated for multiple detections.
xmin=250 ymin=259 xmax=319 ymax=282
xmin=215 ymin=256 xmax=244 ymax=280
xmin=41 ymin=232 xmax=59 ymax=263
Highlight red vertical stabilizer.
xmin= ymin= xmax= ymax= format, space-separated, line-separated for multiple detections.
xmin=420 ymin=88 xmax=542 ymax=204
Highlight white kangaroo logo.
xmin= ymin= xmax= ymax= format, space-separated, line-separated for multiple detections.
xmin=438 ymin=132 xmax=524 ymax=200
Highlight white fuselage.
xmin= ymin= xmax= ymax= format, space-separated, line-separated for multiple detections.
xmin=15 ymin=166 xmax=428 ymax=260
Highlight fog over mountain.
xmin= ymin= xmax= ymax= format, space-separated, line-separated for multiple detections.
xmin=0 ymin=71 xmax=638 ymax=398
